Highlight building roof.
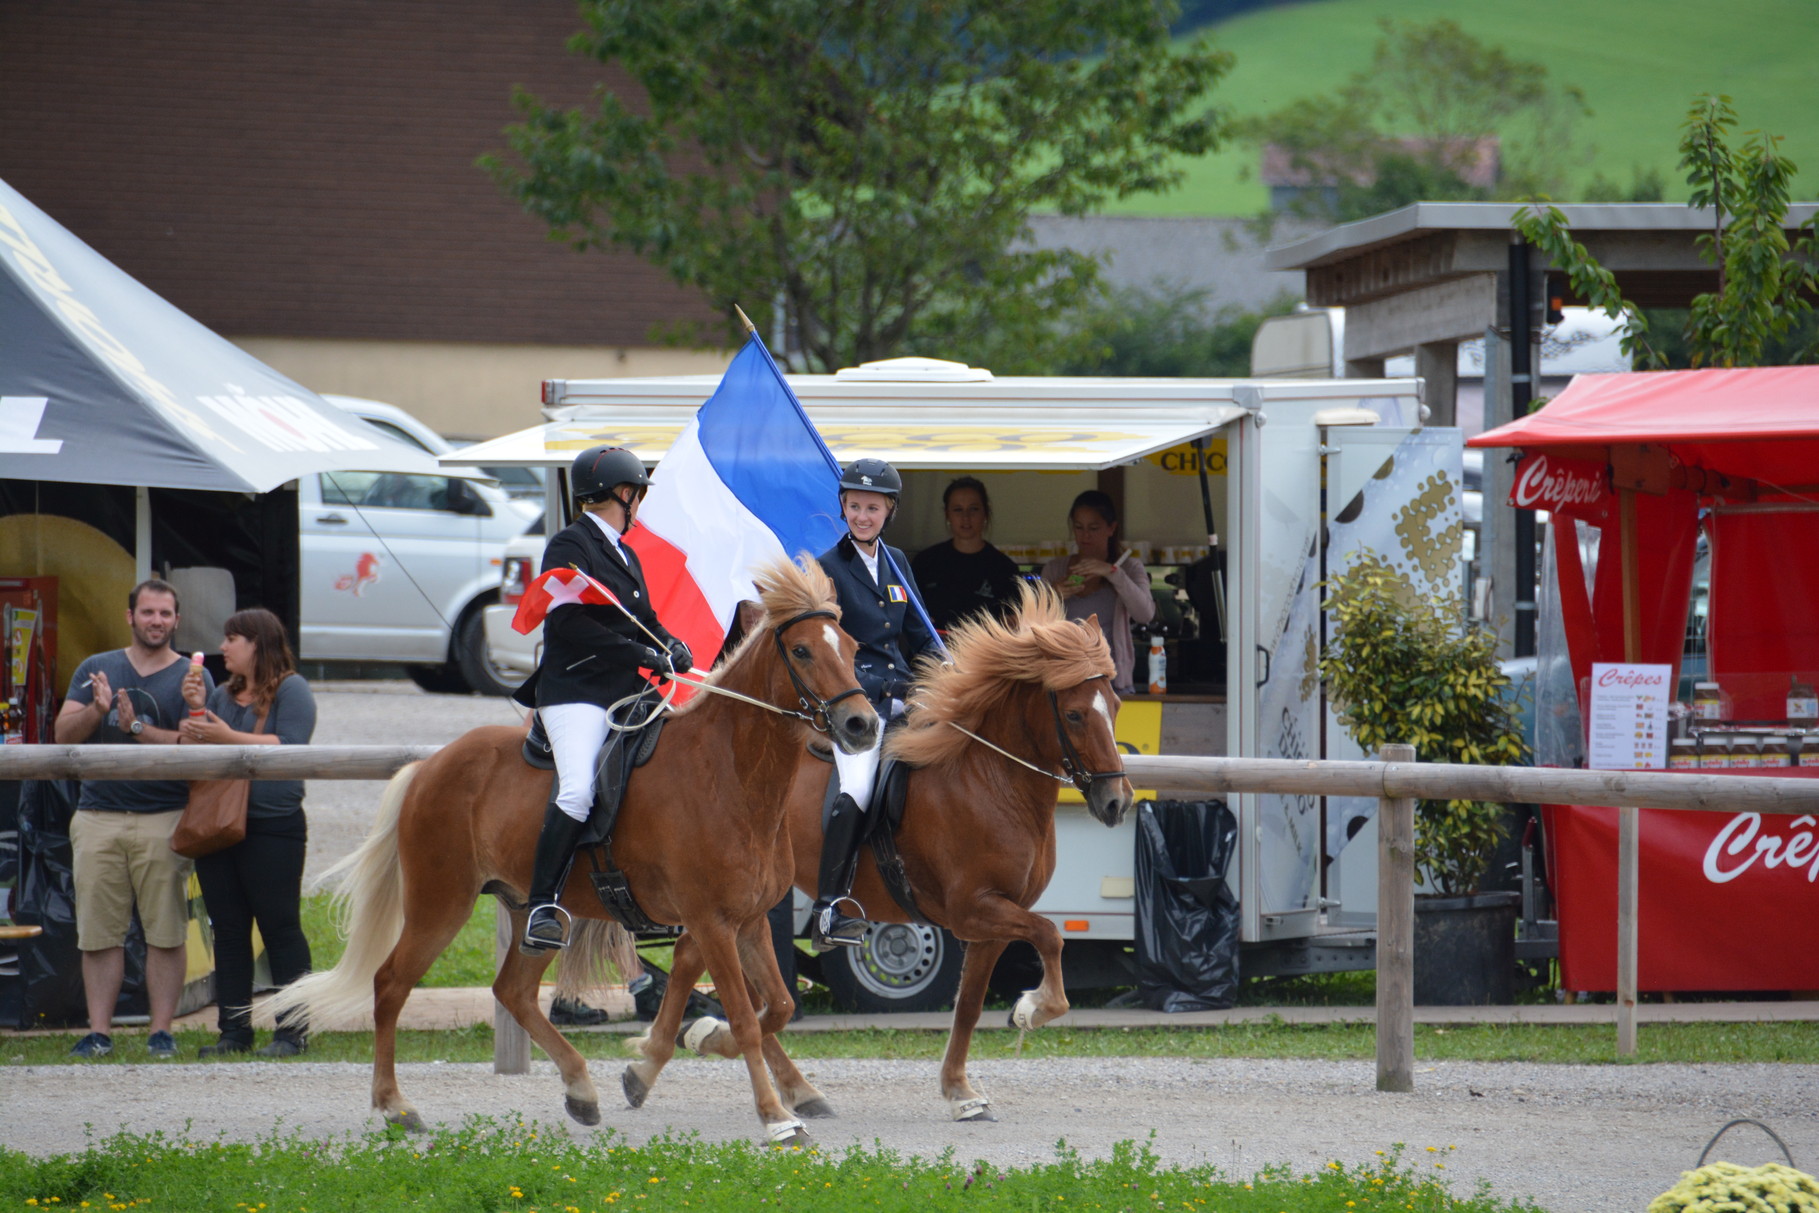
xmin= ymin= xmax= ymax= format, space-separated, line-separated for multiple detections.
xmin=1264 ymin=201 xmax=1819 ymax=272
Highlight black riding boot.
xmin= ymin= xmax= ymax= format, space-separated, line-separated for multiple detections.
xmin=809 ymin=793 xmax=869 ymax=952
xmin=521 ymin=795 xmax=587 ymax=956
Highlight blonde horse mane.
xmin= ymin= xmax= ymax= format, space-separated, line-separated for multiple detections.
xmin=671 ymin=554 xmax=838 ymax=713
xmin=888 ymin=582 xmax=1115 ymax=768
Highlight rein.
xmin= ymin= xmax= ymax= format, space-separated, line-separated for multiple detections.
xmin=606 ymin=607 xmax=862 ymax=732
xmin=944 ymin=677 xmax=1127 ymax=796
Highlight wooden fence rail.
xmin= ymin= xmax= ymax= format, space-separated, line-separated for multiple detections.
xmin=6 ymin=744 xmax=1814 ymax=1073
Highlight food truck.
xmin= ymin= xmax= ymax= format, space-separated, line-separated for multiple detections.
xmin=453 ymin=358 xmax=1464 ymax=1009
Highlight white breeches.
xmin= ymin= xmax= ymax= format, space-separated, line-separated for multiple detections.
xmin=832 ymin=731 xmax=883 ymax=810
xmin=541 ymin=703 xmax=610 ymax=822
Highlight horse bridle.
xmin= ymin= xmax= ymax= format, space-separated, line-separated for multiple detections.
xmin=1045 ymin=679 xmax=1129 ymax=795
xmin=946 ymin=676 xmax=1128 ymax=796
xmin=770 ymin=608 xmax=868 ymax=733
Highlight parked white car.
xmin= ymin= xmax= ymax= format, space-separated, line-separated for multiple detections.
xmin=481 ymin=528 xmax=544 ymax=682
xmin=324 ymin=395 xmax=547 ymax=500
xmin=300 ymin=400 xmax=540 ymax=695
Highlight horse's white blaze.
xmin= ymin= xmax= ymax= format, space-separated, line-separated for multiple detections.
xmin=822 ymin=622 xmax=841 ymax=654
xmin=1092 ymin=690 xmax=1113 ymax=734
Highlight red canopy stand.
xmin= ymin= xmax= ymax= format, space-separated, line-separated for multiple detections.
xmin=1472 ymin=367 xmax=1819 ymax=992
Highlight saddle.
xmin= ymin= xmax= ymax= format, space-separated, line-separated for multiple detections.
xmin=523 ymin=697 xmax=676 ymax=934
xmin=813 ymin=744 xmax=927 ymax=923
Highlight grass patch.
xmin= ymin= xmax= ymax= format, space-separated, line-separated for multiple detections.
xmin=0 ymin=1119 xmax=1543 ymax=1212
xmin=1113 ymin=0 xmax=1819 ymax=215
xmin=9 ymin=1020 xmax=1818 ymax=1067
xmin=301 ymin=892 xmax=498 ymax=988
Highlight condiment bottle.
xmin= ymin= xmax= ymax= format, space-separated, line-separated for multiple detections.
xmin=1147 ymin=631 xmax=1168 ymax=695
xmin=1788 ymin=674 xmax=1818 ymax=727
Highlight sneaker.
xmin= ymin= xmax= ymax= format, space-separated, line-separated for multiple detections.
xmin=255 ymin=1035 xmax=306 ymax=1058
xmin=68 ymin=1032 xmax=113 ymax=1059
xmin=146 ymin=1030 xmax=178 ymax=1060
xmin=549 ymin=997 xmax=611 ymax=1027
xmin=198 ymin=1036 xmax=253 ymax=1058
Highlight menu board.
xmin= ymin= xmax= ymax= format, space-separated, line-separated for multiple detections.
xmin=1588 ymin=662 xmax=1673 ymax=770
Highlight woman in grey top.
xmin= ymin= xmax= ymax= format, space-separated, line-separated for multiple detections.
xmin=1039 ymin=490 xmax=1156 ymax=694
xmin=180 ymin=607 xmax=317 ymax=1057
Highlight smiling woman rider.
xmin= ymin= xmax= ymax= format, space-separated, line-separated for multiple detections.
xmin=810 ymin=457 xmax=938 ymax=951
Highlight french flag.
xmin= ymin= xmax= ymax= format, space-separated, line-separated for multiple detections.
xmin=623 ymin=334 xmax=846 ymax=666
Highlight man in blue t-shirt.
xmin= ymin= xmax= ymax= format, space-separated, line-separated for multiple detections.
xmin=53 ymin=579 xmax=214 ymax=1060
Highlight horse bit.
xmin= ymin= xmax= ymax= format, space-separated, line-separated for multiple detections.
xmin=603 ymin=608 xmax=866 ymax=733
xmin=947 ymin=675 xmax=1127 ymax=796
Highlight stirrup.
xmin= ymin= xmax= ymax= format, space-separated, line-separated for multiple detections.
xmin=521 ymin=903 xmax=574 ymax=954
xmin=811 ymin=898 xmax=868 ymax=952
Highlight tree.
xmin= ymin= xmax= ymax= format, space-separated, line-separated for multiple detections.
xmin=481 ymin=1 xmax=1231 ymax=371
xmin=1245 ymin=19 xmax=1587 ymax=224
xmin=1050 ymin=284 xmax=1297 ymax=377
xmin=1514 ymin=95 xmax=1819 ymax=371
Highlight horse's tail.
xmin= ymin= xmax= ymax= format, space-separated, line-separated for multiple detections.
xmin=259 ymin=761 xmax=418 ymax=1030
xmin=553 ymin=917 xmax=640 ymax=1007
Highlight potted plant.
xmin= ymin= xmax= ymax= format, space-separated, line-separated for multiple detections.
xmin=1319 ymin=551 xmax=1530 ymax=1004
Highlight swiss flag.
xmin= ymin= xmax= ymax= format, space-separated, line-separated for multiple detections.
xmin=511 ymin=568 xmax=624 ymax=634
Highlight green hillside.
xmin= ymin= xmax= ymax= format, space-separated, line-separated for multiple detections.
xmin=1113 ymin=0 xmax=1819 ymax=215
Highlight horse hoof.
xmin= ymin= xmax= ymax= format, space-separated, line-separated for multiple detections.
xmin=621 ymin=1066 xmax=650 ymax=1110
xmin=950 ymin=1096 xmax=995 ymax=1123
xmin=765 ymin=1119 xmax=812 ymax=1148
xmin=793 ymin=1097 xmax=837 ymax=1120
xmin=385 ymin=1109 xmax=426 ymax=1133
xmin=565 ymin=1095 xmax=601 ymax=1126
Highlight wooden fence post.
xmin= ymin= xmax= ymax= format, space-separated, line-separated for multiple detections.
xmin=1616 ymin=804 xmax=1640 ymax=1057
xmin=1376 ymin=742 xmax=1416 ymax=1093
xmin=494 ymin=904 xmax=530 ymax=1074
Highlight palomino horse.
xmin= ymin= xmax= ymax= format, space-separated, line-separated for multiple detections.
xmin=265 ymin=557 xmax=878 ymax=1145
xmin=629 ymin=586 xmax=1132 ymax=1124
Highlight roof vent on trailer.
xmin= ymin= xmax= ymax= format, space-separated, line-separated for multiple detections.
xmin=833 ymin=356 xmax=993 ymax=383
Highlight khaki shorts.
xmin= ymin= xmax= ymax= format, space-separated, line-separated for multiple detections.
xmin=69 ymin=809 xmax=193 ymax=951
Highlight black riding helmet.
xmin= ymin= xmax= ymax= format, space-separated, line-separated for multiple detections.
xmin=838 ymin=457 xmax=902 ymax=499
xmin=571 ymin=446 xmax=650 ymax=506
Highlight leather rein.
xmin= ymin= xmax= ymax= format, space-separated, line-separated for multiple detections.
xmin=945 ymin=676 xmax=1127 ymax=796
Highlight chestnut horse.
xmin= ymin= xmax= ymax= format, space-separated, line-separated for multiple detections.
xmin=627 ymin=586 xmax=1132 ymax=1124
xmin=265 ymin=557 xmax=878 ymax=1146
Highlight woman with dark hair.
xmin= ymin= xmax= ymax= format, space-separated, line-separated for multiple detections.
xmin=179 ymin=607 xmax=317 ymax=1057
xmin=1039 ymin=490 xmax=1156 ymax=693
xmin=910 ymin=476 xmax=1024 ymax=633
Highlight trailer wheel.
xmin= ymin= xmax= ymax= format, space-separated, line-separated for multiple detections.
xmin=820 ymin=923 xmax=962 ymax=1014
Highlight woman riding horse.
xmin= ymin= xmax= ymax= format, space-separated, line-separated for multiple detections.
xmin=512 ymin=445 xmax=693 ymax=955
xmin=810 ymin=457 xmax=938 ymax=950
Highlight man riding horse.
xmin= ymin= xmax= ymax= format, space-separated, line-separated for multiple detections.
xmin=512 ymin=445 xmax=692 ymax=955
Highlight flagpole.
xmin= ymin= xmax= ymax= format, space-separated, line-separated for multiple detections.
xmin=732 ymin=309 xmax=949 ymax=657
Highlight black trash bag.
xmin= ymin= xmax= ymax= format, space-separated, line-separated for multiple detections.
xmin=2 ymin=779 xmax=149 ymax=1028
xmin=1133 ymin=799 xmax=1240 ymax=1012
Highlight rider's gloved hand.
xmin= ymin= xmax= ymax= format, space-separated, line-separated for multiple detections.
xmin=641 ymin=646 xmax=674 ymax=676
xmin=666 ymin=639 xmax=694 ymax=675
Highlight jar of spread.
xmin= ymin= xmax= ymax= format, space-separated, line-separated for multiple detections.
xmin=1693 ymin=682 xmax=1725 ymax=721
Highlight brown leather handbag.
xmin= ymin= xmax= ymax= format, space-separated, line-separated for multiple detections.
xmin=170 ymin=705 xmax=268 ymax=859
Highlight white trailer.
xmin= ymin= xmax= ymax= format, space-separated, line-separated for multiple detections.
xmin=452 ymin=360 xmax=1462 ymax=1009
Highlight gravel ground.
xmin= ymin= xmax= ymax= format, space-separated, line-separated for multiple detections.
xmin=26 ymin=682 xmax=1810 ymax=1213
xmin=7 ymin=1055 xmax=1819 ymax=1211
